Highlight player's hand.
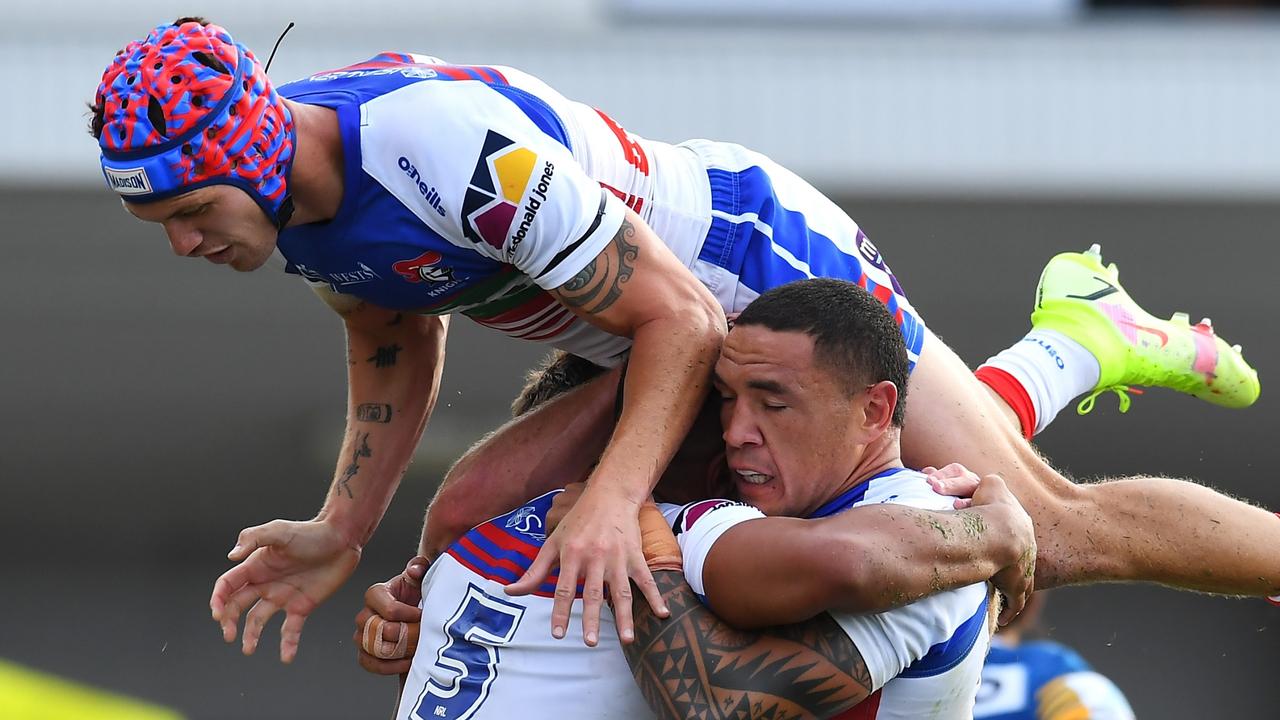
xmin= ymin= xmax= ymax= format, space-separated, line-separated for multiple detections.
xmin=209 ymin=518 xmax=361 ymax=663
xmin=505 ymin=484 xmax=668 ymax=647
xmin=922 ymin=463 xmax=983 ymax=506
xmin=354 ymin=556 xmax=429 ymax=676
xmin=545 ymin=482 xmax=588 ymax=535
xmin=954 ymin=473 xmax=1036 ymax=625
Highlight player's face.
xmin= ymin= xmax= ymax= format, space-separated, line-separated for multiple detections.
xmin=714 ymin=325 xmax=866 ymax=518
xmin=123 ymin=185 xmax=278 ymax=271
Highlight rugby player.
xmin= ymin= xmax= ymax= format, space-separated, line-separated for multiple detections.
xmin=363 ymin=279 xmax=1027 ymax=719
xmin=89 ymin=19 xmax=1278 ymax=663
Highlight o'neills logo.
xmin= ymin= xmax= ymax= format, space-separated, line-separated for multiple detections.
xmin=104 ymin=166 xmax=153 ymax=195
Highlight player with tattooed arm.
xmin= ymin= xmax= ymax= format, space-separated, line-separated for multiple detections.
xmin=360 ymin=280 xmax=1024 ymax=719
xmin=89 ymin=19 xmax=1277 ymax=664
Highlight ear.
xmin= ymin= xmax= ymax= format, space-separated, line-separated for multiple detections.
xmin=859 ymin=380 xmax=899 ymax=437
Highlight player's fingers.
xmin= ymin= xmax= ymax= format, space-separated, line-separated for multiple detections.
xmin=241 ymin=598 xmax=281 ymax=656
xmin=953 ymin=498 xmax=974 ymax=510
xmin=228 ymin=522 xmax=271 ymax=561
xmin=354 ymin=607 xmax=375 ymax=634
xmin=609 ymin=564 xmax=637 ymax=645
xmin=548 ymin=554 xmax=583 ymax=641
xmin=579 ymin=558 xmax=607 ymax=647
xmin=920 ymin=466 xmax=939 ymax=476
xmin=366 ymin=582 xmax=423 ymax=623
xmin=279 ymin=610 xmax=309 ymax=664
xmin=218 ymin=586 xmax=260 ymax=643
xmin=387 ymin=575 xmax=425 ymax=610
xmin=403 ymin=556 xmax=430 ymax=586
xmin=505 ymin=541 xmax=559 ymax=597
xmin=999 ymin=576 xmax=1030 ymax=626
xmin=357 ymin=648 xmax=415 ymax=676
xmin=932 ymin=469 xmax=982 ymax=498
xmin=632 ymin=555 xmax=668 ymax=619
xmin=209 ymin=562 xmax=254 ymax=619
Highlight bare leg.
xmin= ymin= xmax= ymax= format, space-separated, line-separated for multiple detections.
xmin=419 ymin=366 xmax=621 ymax=560
xmin=981 ymin=384 xmax=1023 ymax=435
xmin=902 ymin=328 xmax=1280 ymax=594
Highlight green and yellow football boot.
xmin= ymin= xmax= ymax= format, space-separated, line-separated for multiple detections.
xmin=1031 ymin=244 xmax=1259 ymax=413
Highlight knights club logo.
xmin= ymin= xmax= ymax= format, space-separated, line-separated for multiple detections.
xmin=462 ymin=130 xmax=550 ymax=252
xmin=393 ymin=251 xmax=456 ymax=284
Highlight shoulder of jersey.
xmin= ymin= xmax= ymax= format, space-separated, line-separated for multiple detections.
xmin=670 ymin=499 xmax=750 ymax=536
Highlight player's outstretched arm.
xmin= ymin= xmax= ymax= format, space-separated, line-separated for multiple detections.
xmin=419 ymin=361 xmax=622 ymax=562
xmin=509 ymin=209 xmax=725 ymax=647
xmin=210 ymin=293 xmax=449 ymax=663
xmin=625 ymin=569 xmax=874 ymax=720
xmin=698 ymin=473 xmax=1034 ymax=630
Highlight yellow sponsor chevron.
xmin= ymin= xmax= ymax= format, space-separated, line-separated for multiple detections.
xmin=493 ymin=147 xmax=537 ymax=204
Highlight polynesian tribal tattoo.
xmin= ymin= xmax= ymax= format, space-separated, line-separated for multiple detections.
xmin=623 ymin=571 xmax=873 ymax=719
xmin=556 ymin=219 xmax=639 ymax=315
xmin=337 ymin=432 xmax=373 ymax=499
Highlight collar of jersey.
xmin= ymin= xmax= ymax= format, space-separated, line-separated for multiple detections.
xmin=278 ymin=100 xmax=363 ymax=249
xmin=808 ymin=467 xmax=907 ymax=519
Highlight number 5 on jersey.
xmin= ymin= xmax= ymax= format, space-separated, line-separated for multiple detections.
xmin=410 ymin=584 xmax=526 ymax=720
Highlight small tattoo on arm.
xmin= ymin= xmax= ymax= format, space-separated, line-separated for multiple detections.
xmin=337 ymin=432 xmax=374 ymax=499
xmin=355 ymin=403 xmax=393 ymax=423
xmin=556 ymin=220 xmax=639 ymax=315
xmin=367 ymin=344 xmax=403 ymax=368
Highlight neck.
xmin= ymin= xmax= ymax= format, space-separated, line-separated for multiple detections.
xmin=282 ymin=100 xmax=344 ymax=226
xmin=825 ymin=429 xmax=904 ymax=504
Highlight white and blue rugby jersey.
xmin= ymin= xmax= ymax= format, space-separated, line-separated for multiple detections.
xmin=975 ymin=637 xmax=1135 ymax=720
xmin=667 ymin=468 xmax=993 ymax=720
xmin=396 ymin=490 xmax=655 ymax=720
xmin=276 ymin=53 xmax=925 ymax=367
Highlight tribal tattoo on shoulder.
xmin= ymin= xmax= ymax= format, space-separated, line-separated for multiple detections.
xmin=623 ymin=570 xmax=873 ymax=720
xmin=555 ymin=219 xmax=639 ymax=315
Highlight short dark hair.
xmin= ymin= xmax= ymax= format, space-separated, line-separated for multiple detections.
xmin=733 ymin=278 xmax=909 ymax=426
xmin=88 ymin=17 xmax=212 ymax=139
xmin=511 ymin=350 xmax=608 ymax=417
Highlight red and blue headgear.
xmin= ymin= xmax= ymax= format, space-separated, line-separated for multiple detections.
xmin=96 ymin=21 xmax=296 ymax=228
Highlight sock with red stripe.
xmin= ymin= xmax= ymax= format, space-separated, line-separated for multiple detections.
xmin=976 ymin=330 xmax=1100 ymax=439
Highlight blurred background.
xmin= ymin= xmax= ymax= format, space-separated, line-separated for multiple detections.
xmin=4 ymin=0 xmax=1280 ymax=717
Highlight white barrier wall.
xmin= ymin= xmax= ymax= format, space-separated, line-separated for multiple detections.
xmin=7 ymin=1 xmax=1280 ymax=197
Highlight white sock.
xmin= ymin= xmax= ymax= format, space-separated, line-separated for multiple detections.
xmin=980 ymin=330 xmax=1101 ymax=435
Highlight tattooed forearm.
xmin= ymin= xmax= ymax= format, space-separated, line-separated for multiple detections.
xmin=555 ymin=220 xmax=638 ymax=315
xmin=355 ymin=403 xmax=393 ymax=423
xmin=624 ymin=570 xmax=872 ymax=720
xmin=367 ymin=344 xmax=403 ymax=368
xmin=337 ymin=432 xmax=374 ymax=499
